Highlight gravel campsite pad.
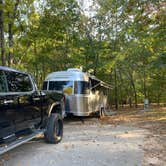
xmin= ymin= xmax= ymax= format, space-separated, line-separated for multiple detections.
xmin=0 ymin=107 xmax=165 ymax=166
xmin=1 ymin=119 xmax=146 ymax=166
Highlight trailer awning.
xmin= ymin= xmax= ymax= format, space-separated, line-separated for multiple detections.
xmin=89 ymin=75 xmax=112 ymax=89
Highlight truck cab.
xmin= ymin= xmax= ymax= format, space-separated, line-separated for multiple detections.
xmin=0 ymin=66 xmax=64 ymax=155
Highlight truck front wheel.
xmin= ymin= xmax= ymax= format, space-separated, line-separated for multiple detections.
xmin=44 ymin=113 xmax=63 ymax=144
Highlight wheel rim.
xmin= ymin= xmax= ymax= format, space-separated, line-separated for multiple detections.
xmin=54 ymin=119 xmax=63 ymax=140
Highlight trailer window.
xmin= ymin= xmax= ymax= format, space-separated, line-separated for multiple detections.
xmin=49 ymin=81 xmax=73 ymax=91
xmin=74 ymin=81 xmax=90 ymax=94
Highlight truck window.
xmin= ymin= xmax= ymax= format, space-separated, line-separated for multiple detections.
xmin=5 ymin=71 xmax=33 ymax=92
xmin=48 ymin=81 xmax=73 ymax=91
xmin=0 ymin=70 xmax=7 ymax=92
xmin=43 ymin=81 xmax=48 ymax=90
xmin=74 ymin=81 xmax=90 ymax=94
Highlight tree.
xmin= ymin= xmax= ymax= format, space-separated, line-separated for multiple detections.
xmin=0 ymin=0 xmax=5 ymax=65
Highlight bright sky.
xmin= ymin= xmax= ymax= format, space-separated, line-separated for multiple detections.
xmin=34 ymin=0 xmax=98 ymax=17
xmin=77 ymin=0 xmax=98 ymax=17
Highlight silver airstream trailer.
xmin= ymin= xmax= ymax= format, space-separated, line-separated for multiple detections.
xmin=43 ymin=68 xmax=111 ymax=116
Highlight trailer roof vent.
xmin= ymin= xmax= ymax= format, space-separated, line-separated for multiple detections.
xmin=67 ymin=68 xmax=82 ymax=72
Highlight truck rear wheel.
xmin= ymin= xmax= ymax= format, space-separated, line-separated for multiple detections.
xmin=44 ymin=113 xmax=63 ymax=144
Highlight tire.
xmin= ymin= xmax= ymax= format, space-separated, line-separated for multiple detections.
xmin=44 ymin=113 xmax=63 ymax=144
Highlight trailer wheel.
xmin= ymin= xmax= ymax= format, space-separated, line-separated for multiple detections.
xmin=44 ymin=113 xmax=63 ymax=144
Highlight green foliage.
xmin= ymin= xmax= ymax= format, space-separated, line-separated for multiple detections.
xmin=0 ymin=0 xmax=165 ymax=106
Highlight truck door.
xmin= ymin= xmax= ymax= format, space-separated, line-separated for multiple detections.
xmin=0 ymin=70 xmax=18 ymax=140
xmin=5 ymin=71 xmax=41 ymax=132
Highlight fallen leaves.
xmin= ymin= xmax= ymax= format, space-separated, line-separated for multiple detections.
xmin=99 ymin=106 xmax=166 ymax=166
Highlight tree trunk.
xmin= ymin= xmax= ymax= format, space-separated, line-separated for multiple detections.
xmin=113 ymin=1 xmax=119 ymax=110
xmin=118 ymin=70 xmax=125 ymax=108
xmin=8 ymin=13 xmax=13 ymax=66
xmin=128 ymin=71 xmax=138 ymax=108
xmin=128 ymin=84 xmax=132 ymax=108
xmin=0 ymin=0 xmax=5 ymax=66
xmin=93 ymin=52 xmax=98 ymax=76
xmin=86 ymin=30 xmax=94 ymax=73
xmin=8 ymin=0 xmax=19 ymax=66
xmin=132 ymin=80 xmax=138 ymax=108
xmin=34 ymin=40 xmax=39 ymax=85
xmin=41 ymin=54 xmax=46 ymax=86
xmin=94 ymin=22 xmax=102 ymax=76
xmin=143 ymin=68 xmax=147 ymax=99
xmin=114 ymin=68 xmax=118 ymax=110
xmin=129 ymin=97 xmax=132 ymax=108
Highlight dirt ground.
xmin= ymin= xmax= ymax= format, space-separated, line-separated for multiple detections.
xmin=0 ymin=106 xmax=165 ymax=166
xmin=101 ymin=106 xmax=166 ymax=166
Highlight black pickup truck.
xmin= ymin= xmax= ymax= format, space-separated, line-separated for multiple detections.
xmin=0 ymin=66 xmax=64 ymax=155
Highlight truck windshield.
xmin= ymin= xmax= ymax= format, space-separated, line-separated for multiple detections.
xmin=48 ymin=81 xmax=73 ymax=91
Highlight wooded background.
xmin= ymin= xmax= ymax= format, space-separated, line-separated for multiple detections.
xmin=0 ymin=0 xmax=165 ymax=108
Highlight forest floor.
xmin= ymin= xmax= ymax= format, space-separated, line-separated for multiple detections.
xmin=101 ymin=105 xmax=166 ymax=166
xmin=0 ymin=106 xmax=165 ymax=166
